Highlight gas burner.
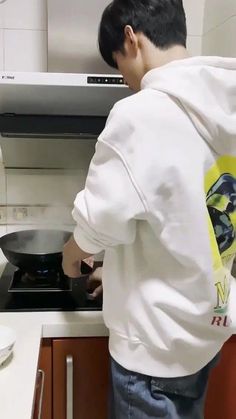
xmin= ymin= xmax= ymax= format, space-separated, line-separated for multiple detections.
xmin=9 ymin=268 xmax=72 ymax=293
xmin=21 ymin=269 xmax=63 ymax=283
xmin=36 ymin=269 xmax=51 ymax=276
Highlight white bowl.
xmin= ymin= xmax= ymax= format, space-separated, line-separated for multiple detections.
xmin=0 ymin=325 xmax=16 ymax=366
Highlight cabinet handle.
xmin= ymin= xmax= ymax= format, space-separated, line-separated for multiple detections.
xmin=66 ymin=355 xmax=73 ymax=419
xmin=37 ymin=369 xmax=45 ymax=419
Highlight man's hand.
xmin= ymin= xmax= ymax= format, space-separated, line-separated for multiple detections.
xmin=62 ymin=235 xmax=93 ymax=278
xmin=87 ymin=267 xmax=103 ymax=298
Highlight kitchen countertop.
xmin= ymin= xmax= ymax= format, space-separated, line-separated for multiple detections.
xmin=0 ymin=257 xmax=108 ymax=419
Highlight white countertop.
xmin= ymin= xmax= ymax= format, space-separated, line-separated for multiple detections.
xmin=0 ymin=258 xmax=108 ymax=419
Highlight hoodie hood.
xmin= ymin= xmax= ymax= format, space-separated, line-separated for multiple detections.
xmin=141 ymin=56 xmax=236 ymax=155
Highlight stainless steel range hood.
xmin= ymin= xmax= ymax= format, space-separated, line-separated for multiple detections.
xmin=0 ymin=72 xmax=130 ymax=138
xmin=0 ymin=0 xmax=132 ymax=139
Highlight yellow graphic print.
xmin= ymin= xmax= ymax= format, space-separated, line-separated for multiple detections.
xmin=205 ymin=156 xmax=236 ymax=326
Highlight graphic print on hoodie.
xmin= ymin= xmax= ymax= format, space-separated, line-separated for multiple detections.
xmin=207 ymin=172 xmax=236 ymax=255
xmin=205 ymin=156 xmax=236 ymax=323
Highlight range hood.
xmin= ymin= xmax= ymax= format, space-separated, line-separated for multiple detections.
xmin=0 ymin=72 xmax=131 ymax=138
xmin=0 ymin=0 xmax=132 ymax=139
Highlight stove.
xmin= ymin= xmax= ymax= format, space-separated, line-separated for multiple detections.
xmin=0 ymin=263 xmax=102 ymax=312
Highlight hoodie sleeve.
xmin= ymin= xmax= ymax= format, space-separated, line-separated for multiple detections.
xmin=72 ymin=112 xmax=146 ymax=254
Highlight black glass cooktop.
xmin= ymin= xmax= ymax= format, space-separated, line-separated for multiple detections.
xmin=0 ymin=263 xmax=103 ymax=312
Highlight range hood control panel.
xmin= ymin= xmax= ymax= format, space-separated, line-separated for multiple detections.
xmin=87 ymin=76 xmax=124 ymax=85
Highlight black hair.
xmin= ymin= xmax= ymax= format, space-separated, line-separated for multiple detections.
xmin=98 ymin=0 xmax=187 ymax=68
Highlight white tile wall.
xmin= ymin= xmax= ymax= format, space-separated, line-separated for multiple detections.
xmin=2 ymin=0 xmax=47 ymax=30
xmin=0 ymin=0 xmax=47 ymax=71
xmin=0 ymin=3 xmax=3 ymax=29
xmin=0 ymin=28 xmax=3 ymax=69
xmin=5 ymin=205 xmax=74 ymax=226
xmin=6 ymin=169 xmax=87 ymax=205
xmin=0 ymin=226 xmax=7 ymax=239
xmin=0 ymin=147 xmax=6 ymax=206
xmin=183 ymin=0 xmax=206 ymax=36
xmin=0 ymin=138 xmax=95 ymax=169
xmin=203 ymin=16 xmax=236 ymax=57
xmin=4 ymin=28 xmax=47 ymax=71
xmin=0 ymin=164 xmax=6 ymax=206
xmin=203 ymin=0 xmax=236 ymax=34
xmin=187 ymin=36 xmax=202 ymax=56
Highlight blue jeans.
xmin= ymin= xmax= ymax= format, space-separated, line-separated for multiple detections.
xmin=109 ymin=355 xmax=219 ymax=419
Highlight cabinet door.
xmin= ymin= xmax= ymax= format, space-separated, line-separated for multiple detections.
xmin=33 ymin=339 xmax=52 ymax=419
xmin=205 ymin=336 xmax=236 ymax=419
xmin=53 ymin=337 xmax=109 ymax=419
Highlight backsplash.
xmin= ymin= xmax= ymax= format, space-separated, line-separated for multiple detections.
xmin=5 ymin=169 xmax=87 ymax=205
xmin=0 ymin=204 xmax=73 ymax=226
xmin=0 ymin=148 xmax=6 ymax=207
xmin=0 ymin=138 xmax=96 ymax=169
xmin=0 ymin=137 xmax=95 ymax=232
xmin=0 ymin=166 xmax=88 ymax=230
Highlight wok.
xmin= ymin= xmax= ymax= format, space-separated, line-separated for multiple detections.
xmin=0 ymin=229 xmax=73 ymax=273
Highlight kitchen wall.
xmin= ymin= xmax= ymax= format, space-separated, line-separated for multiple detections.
xmin=0 ymin=0 xmax=207 ymax=73
xmin=183 ymin=0 xmax=205 ymax=56
xmin=0 ymin=0 xmax=236 ymax=71
xmin=0 ymin=0 xmax=235 ymax=233
xmin=202 ymin=0 xmax=236 ymax=57
xmin=0 ymin=0 xmax=47 ymax=71
xmin=0 ymin=146 xmax=6 ymax=237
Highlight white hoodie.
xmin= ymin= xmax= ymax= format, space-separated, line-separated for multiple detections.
xmin=73 ymin=56 xmax=236 ymax=377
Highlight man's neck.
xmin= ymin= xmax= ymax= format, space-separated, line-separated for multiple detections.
xmin=143 ymin=44 xmax=190 ymax=73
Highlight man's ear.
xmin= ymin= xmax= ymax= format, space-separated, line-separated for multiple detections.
xmin=124 ymin=25 xmax=138 ymax=54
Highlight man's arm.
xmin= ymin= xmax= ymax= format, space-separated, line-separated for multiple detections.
xmin=63 ymin=106 xmax=145 ymax=276
xmin=62 ymin=235 xmax=93 ymax=278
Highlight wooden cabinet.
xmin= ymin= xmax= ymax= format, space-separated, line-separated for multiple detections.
xmin=33 ymin=337 xmax=109 ymax=419
xmin=33 ymin=339 xmax=52 ymax=419
xmin=205 ymin=336 xmax=236 ymax=419
xmin=53 ymin=337 xmax=109 ymax=419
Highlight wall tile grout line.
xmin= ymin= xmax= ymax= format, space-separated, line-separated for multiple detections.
xmin=3 ymin=28 xmax=46 ymax=32
xmin=203 ymin=14 xmax=236 ymax=37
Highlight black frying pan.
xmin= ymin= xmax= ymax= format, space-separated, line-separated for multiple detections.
xmin=0 ymin=229 xmax=92 ymax=274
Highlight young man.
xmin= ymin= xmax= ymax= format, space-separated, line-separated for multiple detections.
xmin=63 ymin=0 xmax=236 ymax=417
